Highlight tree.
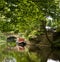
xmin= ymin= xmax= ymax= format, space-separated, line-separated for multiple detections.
xmin=0 ymin=0 xmax=60 ymax=37
xmin=0 ymin=0 xmax=40 ymax=34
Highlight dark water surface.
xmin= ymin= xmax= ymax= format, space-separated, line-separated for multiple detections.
xmin=38 ymin=47 xmax=60 ymax=62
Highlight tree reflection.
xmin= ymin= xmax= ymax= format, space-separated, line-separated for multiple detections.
xmin=29 ymin=46 xmax=60 ymax=62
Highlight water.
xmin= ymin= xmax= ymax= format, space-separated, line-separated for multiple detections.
xmin=36 ymin=47 xmax=60 ymax=62
xmin=3 ymin=57 xmax=16 ymax=62
xmin=47 ymin=59 xmax=59 ymax=62
xmin=1 ymin=45 xmax=60 ymax=62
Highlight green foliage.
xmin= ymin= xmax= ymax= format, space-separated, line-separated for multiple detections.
xmin=0 ymin=43 xmax=40 ymax=62
xmin=0 ymin=0 xmax=40 ymax=33
xmin=0 ymin=0 xmax=60 ymax=35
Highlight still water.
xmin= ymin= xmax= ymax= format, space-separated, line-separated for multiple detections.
xmin=1 ymin=46 xmax=60 ymax=62
xmin=29 ymin=45 xmax=60 ymax=62
xmin=38 ymin=47 xmax=60 ymax=62
xmin=47 ymin=59 xmax=59 ymax=62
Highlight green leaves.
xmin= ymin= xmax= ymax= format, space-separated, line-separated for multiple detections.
xmin=0 ymin=0 xmax=60 ymax=35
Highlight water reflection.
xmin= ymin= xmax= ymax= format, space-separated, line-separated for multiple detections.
xmin=29 ymin=44 xmax=60 ymax=62
xmin=3 ymin=57 xmax=16 ymax=62
xmin=1 ymin=45 xmax=60 ymax=62
xmin=47 ymin=59 xmax=59 ymax=62
xmin=36 ymin=47 xmax=60 ymax=62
